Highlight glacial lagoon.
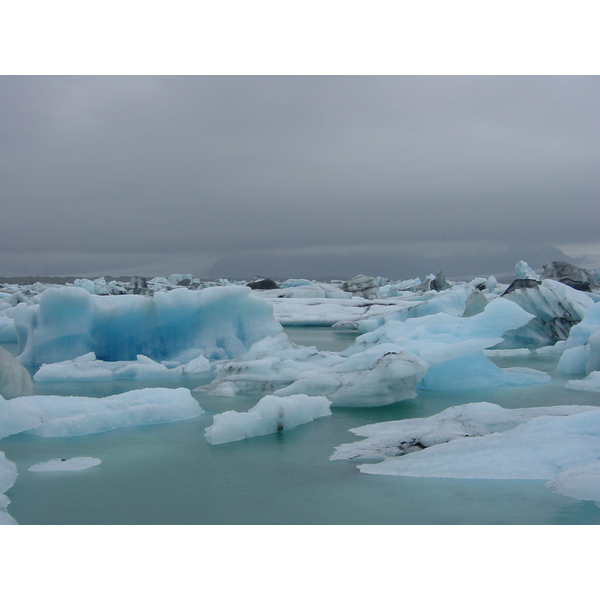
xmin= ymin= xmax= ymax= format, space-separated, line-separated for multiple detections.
xmin=2 ymin=328 xmax=600 ymax=525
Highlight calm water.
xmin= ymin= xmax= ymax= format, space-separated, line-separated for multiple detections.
xmin=2 ymin=327 xmax=600 ymax=525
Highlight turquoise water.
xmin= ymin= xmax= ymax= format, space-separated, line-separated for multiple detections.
xmin=2 ymin=327 xmax=600 ymax=525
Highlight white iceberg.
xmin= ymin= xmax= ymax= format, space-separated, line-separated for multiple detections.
xmin=197 ymin=333 xmax=428 ymax=407
xmin=0 ymin=451 xmax=18 ymax=525
xmin=205 ymin=394 xmax=331 ymax=445
xmin=1 ymin=388 xmax=203 ymax=438
xmin=331 ymin=402 xmax=600 ymax=498
xmin=33 ymin=351 xmax=211 ymax=382
xmin=28 ymin=457 xmax=102 ymax=472
xmin=9 ymin=285 xmax=282 ymax=365
xmin=343 ymin=298 xmax=549 ymax=390
xmin=546 ymin=462 xmax=600 ymax=506
xmin=558 ymin=302 xmax=600 ymax=375
xmin=565 ymin=371 xmax=600 ymax=392
xmin=0 ymin=346 xmax=35 ymax=399
xmin=0 ymin=315 xmax=17 ymax=342
xmin=502 ymin=278 xmax=594 ymax=346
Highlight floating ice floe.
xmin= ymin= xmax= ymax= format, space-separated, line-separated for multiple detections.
xmin=546 ymin=462 xmax=600 ymax=506
xmin=33 ymin=351 xmax=211 ymax=383
xmin=558 ymin=302 xmax=600 ymax=375
xmin=341 ymin=274 xmax=382 ymax=300
xmin=0 ymin=346 xmax=35 ymax=399
xmin=28 ymin=457 xmax=102 ymax=472
xmin=342 ymin=285 xmax=476 ymax=332
xmin=197 ymin=298 xmax=547 ymax=404
xmin=342 ymin=298 xmax=550 ymax=390
xmin=197 ymin=332 xmax=428 ymax=407
xmin=0 ymin=315 xmax=17 ymax=342
xmin=331 ymin=401 xmax=600 ymax=504
xmin=0 ymin=388 xmax=203 ymax=439
xmin=205 ymin=394 xmax=331 ymax=444
xmin=252 ymin=282 xmax=352 ymax=299
xmin=515 ymin=260 xmax=540 ymax=281
xmin=0 ymin=451 xmax=18 ymax=525
xmin=9 ymin=285 xmax=281 ymax=365
xmin=566 ymin=371 xmax=600 ymax=392
xmin=501 ymin=278 xmax=595 ymax=346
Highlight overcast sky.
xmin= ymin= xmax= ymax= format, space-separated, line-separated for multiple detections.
xmin=1 ymin=75 xmax=599 ymax=278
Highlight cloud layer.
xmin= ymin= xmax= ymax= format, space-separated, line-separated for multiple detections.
xmin=1 ymin=76 xmax=599 ymax=276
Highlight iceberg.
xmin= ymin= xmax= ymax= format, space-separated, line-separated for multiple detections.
xmin=0 ymin=451 xmax=18 ymax=525
xmin=205 ymin=394 xmax=331 ymax=444
xmin=33 ymin=351 xmax=211 ymax=382
xmin=515 ymin=260 xmax=540 ymax=281
xmin=1 ymin=388 xmax=203 ymax=438
xmin=331 ymin=402 xmax=594 ymax=462
xmin=9 ymin=285 xmax=282 ymax=366
xmin=28 ymin=457 xmax=102 ymax=472
xmin=501 ymin=278 xmax=594 ymax=346
xmin=0 ymin=315 xmax=17 ymax=342
xmin=341 ymin=275 xmax=381 ymax=300
xmin=557 ymin=303 xmax=600 ymax=375
xmin=546 ymin=462 xmax=600 ymax=506
xmin=197 ymin=332 xmax=428 ymax=407
xmin=253 ymin=282 xmax=352 ymax=299
xmin=342 ymin=298 xmax=549 ymax=390
xmin=0 ymin=346 xmax=35 ymax=399
xmin=565 ymin=371 xmax=600 ymax=392
xmin=332 ymin=402 xmax=600 ymax=506
xmin=199 ymin=298 xmax=547 ymax=402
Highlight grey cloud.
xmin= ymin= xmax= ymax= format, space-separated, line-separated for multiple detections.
xmin=1 ymin=76 xmax=599 ymax=276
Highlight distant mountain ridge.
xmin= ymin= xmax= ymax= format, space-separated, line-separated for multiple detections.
xmin=208 ymin=244 xmax=578 ymax=281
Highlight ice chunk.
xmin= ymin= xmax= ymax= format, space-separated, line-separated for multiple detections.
xmin=483 ymin=348 xmax=531 ymax=357
xmin=29 ymin=457 xmax=102 ymax=472
xmin=331 ymin=402 xmax=593 ymax=461
xmin=515 ymin=260 xmax=540 ymax=281
xmin=332 ymin=402 xmax=600 ymax=491
xmin=5 ymin=388 xmax=203 ymax=437
xmin=280 ymin=278 xmax=313 ymax=288
xmin=566 ymin=371 xmax=600 ymax=392
xmin=10 ymin=285 xmax=282 ymax=365
xmin=0 ymin=346 xmax=35 ymax=399
xmin=253 ymin=282 xmax=352 ymax=299
xmin=0 ymin=395 xmax=42 ymax=440
xmin=341 ymin=275 xmax=382 ymax=300
xmin=197 ymin=333 xmax=428 ymax=407
xmin=359 ymin=408 xmax=600 ymax=480
xmin=541 ymin=260 xmax=597 ymax=291
xmin=33 ymin=352 xmax=211 ymax=382
xmin=343 ymin=298 xmax=546 ymax=389
xmin=205 ymin=394 xmax=331 ymax=444
xmin=354 ymin=285 xmax=474 ymax=332
xmin=0 ymin=451 xmax=18 ymax=525
xmin=502 ymin=278 xmax=594 ymax=346
xmin=462 ymin=289 xmax=489 ymax=317
xmin=535 ymin=341 xmax=567 ymax=355
xmin=274 ymin=347 xmax=429 ymax=407
xmin=0 ymin=315 xmax=17 ymax=342
xmin=546 ymin=462 xmax=600 ymax=505
xmin=557 ymin=303 xmax=600 ymax=375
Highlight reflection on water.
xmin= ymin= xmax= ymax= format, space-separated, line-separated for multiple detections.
xmin=2 ymin=328 xmax=600 ymax=524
